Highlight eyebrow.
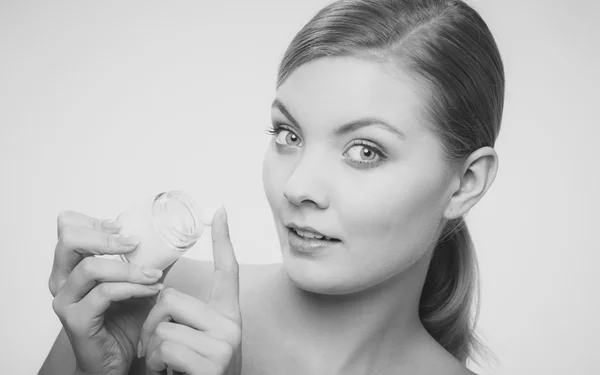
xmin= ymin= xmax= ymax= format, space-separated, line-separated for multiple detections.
xmin=271 ymin=99 xmax=406 ymax=140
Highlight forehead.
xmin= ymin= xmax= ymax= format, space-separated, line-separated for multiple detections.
xmin=275 ymin=57 xmax=429 ymax=135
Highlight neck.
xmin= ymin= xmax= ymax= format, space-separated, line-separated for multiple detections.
xmin=262 ymin=251 xmax=433 ymax=373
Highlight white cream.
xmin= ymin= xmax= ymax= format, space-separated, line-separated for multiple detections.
xmin=116 ymin=191 xmax=209 ymax=270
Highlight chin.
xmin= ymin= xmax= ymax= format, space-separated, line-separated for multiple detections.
xmin=279 ymin=242 xmax=430 ymax=298
xmin=279 ymin=248 xmax=384 ymax=296
xmin=284 ymin=264 xmax=362 ymax=295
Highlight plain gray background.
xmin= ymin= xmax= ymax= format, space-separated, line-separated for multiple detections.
xmin=1 ymin=0 xmax=598 ymax=374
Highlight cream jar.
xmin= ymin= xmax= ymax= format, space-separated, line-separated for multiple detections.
xmin=116 ymin=191 xmax=210 ymax=270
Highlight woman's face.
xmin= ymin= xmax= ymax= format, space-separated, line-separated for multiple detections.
xmin=262 ymin=57 xmax=456 ymax=295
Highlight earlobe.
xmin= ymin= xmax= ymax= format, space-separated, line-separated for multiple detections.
xmin=444 ymin=146 xmax=498 ymax=220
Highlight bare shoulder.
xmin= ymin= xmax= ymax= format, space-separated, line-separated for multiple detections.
xmin=408 ymin=332 xmax=480 ymax=375
xmin=435 ymin=350 xmax=479 ymax=375
xmin=455 ymin=367 xmax=478 ymax=375
xmin=425 ymin=356 xmax=478 ymax=375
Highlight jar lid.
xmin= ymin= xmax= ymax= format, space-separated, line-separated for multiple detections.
xmin=153 ymin=191 xmax=209 ymax=249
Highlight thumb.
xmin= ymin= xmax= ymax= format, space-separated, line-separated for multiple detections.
xmin=208 ymin=206 xmax=240 ymax=318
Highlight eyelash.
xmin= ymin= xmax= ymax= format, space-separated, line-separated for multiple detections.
xmin=346 ymin=140 xmax=387 ymax=168
xmin=266 ymin=123 xmax=388 ymax=168
xmin=265 ymin=122 xmax=287 ymax=137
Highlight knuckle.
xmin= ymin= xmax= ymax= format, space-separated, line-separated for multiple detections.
xmin=97 ymin=282 xmax=113 ymax=298
xmin=158 ymin=286 xmax=177 ymax=305
xmin=103 ymin=234 xmax=115 ymax=252
xmin=155 ymin=321 xmax=170 ymax=338
xmin=48 ymin=276 xmax=57 ymax=296
xmin=51 ymin=297 xmax=63 ymax=317
xmin=56 ymin=211 xmax=73 ymax=231
xmin=78 ymin=257 xmax=97 ymax=278
xmin=58 ymin=225 xmax=75 ymax=246
xmin=158 ymin=340 xmax=174 ymax=356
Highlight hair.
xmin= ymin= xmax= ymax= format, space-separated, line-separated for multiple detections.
xmin=276 ymin=0 xmax=504 ymax=365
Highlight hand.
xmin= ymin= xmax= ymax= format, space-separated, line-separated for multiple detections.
xmin=140 ymin=206 xmax=242 ymax=375
xmin=49 ymin=211 xmax=167 ymax=375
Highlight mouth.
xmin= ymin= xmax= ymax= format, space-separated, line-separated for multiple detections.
xmin=285 ymin=223 xmax=341 ymax=241
xmin=285 ymin=224 xmax=342 ymax=254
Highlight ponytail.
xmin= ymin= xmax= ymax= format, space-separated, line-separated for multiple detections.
xmin=419 ymin=217 xmax=482 ymax=364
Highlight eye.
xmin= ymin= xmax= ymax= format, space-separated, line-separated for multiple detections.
xmin=346 ymin=145 xmax=378 ymax=161
xmin=267 ymin=124 xmax=303 ymax=147
xmin=276 ymin=129 xmax=301 ymax=146
xmin=343 ymin=141 xmax=387 ymax=168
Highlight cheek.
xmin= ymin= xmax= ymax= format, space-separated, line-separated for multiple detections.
xmin=262 ymin=149 xmax=277 ymax=202
xmin=262 ymin=148 xmax=288 ymax=210
xmin=339 ymin=163 xmax=449 ymax=265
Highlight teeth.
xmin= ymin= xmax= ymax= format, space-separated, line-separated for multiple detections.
xmin=293 ymin=228 xmax=334 ymax=241
xmin=295 ymin=228 xmax=323 ymax=239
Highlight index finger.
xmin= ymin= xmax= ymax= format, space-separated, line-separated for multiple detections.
xmin=208 ymin=206 xmax=240 ymax=321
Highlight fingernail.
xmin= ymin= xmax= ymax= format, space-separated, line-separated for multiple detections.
xmin=116 ymin=234 xmax=139 ymax=247
xmin=102 ymin=219 xmax=121 ymax=230
xmin=137 ymin=339 xmax=142 ymax=358
xmin=148 ymin=283 xmax=164 ymax=291
xmin=142 ymin=268 xmax=162 ymax=279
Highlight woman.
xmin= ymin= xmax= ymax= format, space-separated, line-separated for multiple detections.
xmin=40 ymin=0 xmax=503 ymax=374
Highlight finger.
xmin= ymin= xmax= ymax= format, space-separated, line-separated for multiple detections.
xmin=50 ymin=226 xmax=139 ymax=295
xmin=140 ymin=287 xmax=228 ymax=356
xmin=147 ymin=322 xmax=234 ymax=368
xmin=146 ymin=340 xmax=222 ymax=375
xmin=209 ymin=206 xmax=240 ymax=319
xmin=57 ymin=210 xmax=122 ymax=238
xmin=146 ymin=261 xmax=178 ymax=306
xmin=57 ymin=282 xmax=163 ymax=335
xmin=157 ymin=260 xmax=177 ymax=286
xmin=54 ymin=257 xmax=162 ymax=305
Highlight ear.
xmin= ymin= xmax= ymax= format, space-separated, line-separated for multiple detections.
xmin=444 ymin=146 xmax=499 ymax=220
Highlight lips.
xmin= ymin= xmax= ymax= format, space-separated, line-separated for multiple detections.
xmin=287 ymin=226 xmax=342 ymax=254
xmin=285 ymin=223 xmax=340 ymax=242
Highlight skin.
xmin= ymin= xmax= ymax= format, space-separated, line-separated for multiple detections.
xmin=40 ymin=56 xmax=497 ymax=375
xmin=44 ymin=208 xmax=242 ymax=375
xmin=251 ymin=56 xmax=498 ymax=374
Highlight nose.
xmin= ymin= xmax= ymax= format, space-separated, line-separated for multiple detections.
xmin=283 ymin=152 xmax=330 ymax=209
